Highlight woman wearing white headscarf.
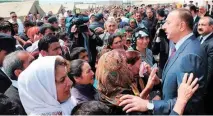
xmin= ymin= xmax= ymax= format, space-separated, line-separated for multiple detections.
xmin=18 ymin=56 xmax=75 ymax=115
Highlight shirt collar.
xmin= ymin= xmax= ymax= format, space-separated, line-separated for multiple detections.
xmin=201 ymin=32 xmax=213 ymax=43
xmin=193 ymin=15 xmax=197 ymax=22
xmin=175 ymin=33 xmax=193 ymax=51
xmin=11 ymin=80 xmax=18 ymax=89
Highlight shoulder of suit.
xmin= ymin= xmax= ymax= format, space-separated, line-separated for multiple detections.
xmin=146 ymin=48 xmax=153 ymax=54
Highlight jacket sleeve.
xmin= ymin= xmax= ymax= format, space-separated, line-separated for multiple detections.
xmin=153 ymin=98 xmax=177 ymax=115
xmin=153 ymin=54 xmax=206 ymax=115
xmin=89 ymin=33 xmax=103 ymax=46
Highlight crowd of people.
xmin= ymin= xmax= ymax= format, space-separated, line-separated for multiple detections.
xmin=0 ymin=1 xmax=213 ymax=115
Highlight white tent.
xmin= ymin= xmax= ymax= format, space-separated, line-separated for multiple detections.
xmin=0 ymin=0 xmax=45 ymax=20
xmin=62 ymin=3 xmax=75 ymax=11
xmin=75 ymin=4 xmax=92 ymax=10
xmin=40 ymin=4 xmax=63 ymax=14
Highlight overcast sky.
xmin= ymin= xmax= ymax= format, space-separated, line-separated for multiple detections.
xmin=39 ymin=0 xmax=125 ymax=4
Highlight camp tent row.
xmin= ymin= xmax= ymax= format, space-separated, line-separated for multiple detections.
xmin=0 ymin=0 xmax=100 ymax=20
xmin=0 ymin=0 xmax=45 ymax=21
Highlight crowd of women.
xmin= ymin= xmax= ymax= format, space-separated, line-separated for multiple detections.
xmin=0 ymin=2 xmax=206 ymax=115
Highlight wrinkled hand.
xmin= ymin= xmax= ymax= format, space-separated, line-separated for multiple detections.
xmin=139 ymin=68 xmax=160 ymax=99
xmin=146 ymin=68 xmax=160 ymax=88
xmin=177 ymin=73 xmax=199 ymax=104
xmin=13 ymin=35 xmax=20 ymax=39
xmin=152 ymin=95 xmax=161 ymax=100
xmin=139 ymin=62 xmax=151 ymax=77
xmin=119 ymin=95 xmax=149 ymax=113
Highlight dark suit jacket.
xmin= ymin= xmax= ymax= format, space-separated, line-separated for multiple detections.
xmin=200 ymin=33 xmax=213 ymax=114
xmin=0 ymin=69 xmax=11 ymax=93
xmin=193 ymin=16 xmax=200 ymax=37
xmin=153 ymin=34 xmax=207 ymax=115
xmin=4 ymin=85 xmax=26 ymax=114
xmin=200 ymin=33 xmax=213 ymax=88
xmin=70 ymin=31 xmax=103 ymax=70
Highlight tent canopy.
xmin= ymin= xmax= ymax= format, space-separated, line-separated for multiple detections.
xmin=0 ymin=0 xmax=45 ymax=20
xmin=63 ymin=3 xmax=75 ymax=11
xmin=40 ymin=4 xmax=63 ymax=14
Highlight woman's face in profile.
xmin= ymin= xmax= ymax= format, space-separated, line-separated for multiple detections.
xmin=55 ymin=65 xmax=73 ymax=103
xmin=79 ymin=62 xmax=94 ymax=84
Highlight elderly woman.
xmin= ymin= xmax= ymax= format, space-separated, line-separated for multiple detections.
xmin=18 ymin=56 xmax=75 ymax=115
xmin=99 ymin=20 xmax=118 ymax=45
xmin=96 ymin=50 xmax=140 ymax=114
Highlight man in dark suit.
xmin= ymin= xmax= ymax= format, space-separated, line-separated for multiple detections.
xmin=197 ymin=16 xmax=213 ymax=114
xmin=4 ymin=51 xmax=35 ymax=114
xmin=190 ymin=5 xmax=200 ymax=37
xmin=152 ymin=9 xmax=169 ymax=78
xmin=119 ymin=9 xmax=207 ymax=115
xmin=0 ymin=33 xmax=16 ymax=93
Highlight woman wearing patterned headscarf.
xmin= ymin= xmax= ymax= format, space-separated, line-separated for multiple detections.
xmin=96 ymin=50 xmax=141 ymax=114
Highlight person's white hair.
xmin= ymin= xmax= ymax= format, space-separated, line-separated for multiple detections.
xmin=199 ymin=5 xmax=207 ymax=10
xmin=107 ymin=16 xmax=115 ymax=22
xmin=104 ymin=20 xmax=117 ymax=29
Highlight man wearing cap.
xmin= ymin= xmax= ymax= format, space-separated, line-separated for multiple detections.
xmin=89 ymin=13 xmax=104 ymax=30
xmin=0 ymin=33 xmax=16 ymax=93
xmin=89 ymin=13 xmax=95 ymax=24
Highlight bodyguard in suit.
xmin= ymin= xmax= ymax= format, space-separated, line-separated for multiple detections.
xmin=3 ymin=51 xmax=35 ymax=114
xmin=197 ymin=16 xmax=213 ymax=114
xmin=190 ymin=5 xmax=200 ymax=37
xmin=118 ymin=9 xmax=207 ymax=115
xmin=0 ymin=33 xmax=16 ymax=93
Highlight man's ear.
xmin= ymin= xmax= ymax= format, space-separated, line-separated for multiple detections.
xmin=40 ymin=50 xmax=47 ymax=56
xmin=74 ymin=77 xmax=81 ymax=84
xmin=14 ymin=69 xmax=22 ymax=78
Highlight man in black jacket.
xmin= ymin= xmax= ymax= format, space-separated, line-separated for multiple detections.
xmin=197 ymin=16 xmax=213 ymax=114
xmin=0 ymin=33 xmax=16 ymax=93
xmin=4 ymin=51 xmax=34 ymax=114
xmin=190 ymin=5 xmax=200 ymax=37
xmin=152 ymin=9 xmax=169 ymax=78
xmin=70 ymin=24 xmax=103 ymax=71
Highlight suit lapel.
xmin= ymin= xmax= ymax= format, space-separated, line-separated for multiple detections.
xmin=162 ymin=36 xmax=193 ymax=82
xmin=204 ymin=33 xmax=213 ymax=43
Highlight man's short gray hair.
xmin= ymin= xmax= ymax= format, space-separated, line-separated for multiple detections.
xmin=208 ymin=17 xmax=213 ymax=25
xmin=3 ymin=51 xmax=26 ymax=80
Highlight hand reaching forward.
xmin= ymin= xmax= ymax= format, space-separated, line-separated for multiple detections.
xmin=177 ymin=73 xmax=199 ymax=103
xmin=119 ymin=95 xmax=149 ymax=113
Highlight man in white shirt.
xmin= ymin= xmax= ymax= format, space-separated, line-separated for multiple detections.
xmin=8 ymin=12 xmax=24 ymax=34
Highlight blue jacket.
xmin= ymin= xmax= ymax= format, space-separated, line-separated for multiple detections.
xmin=153 ymin=34 xmax=207 ymax=115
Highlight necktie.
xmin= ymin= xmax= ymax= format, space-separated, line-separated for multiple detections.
xmin=169 ymin=47 xmax=176 ymax=61
xmin=200 ymin=37 xmax=204 ymax=43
